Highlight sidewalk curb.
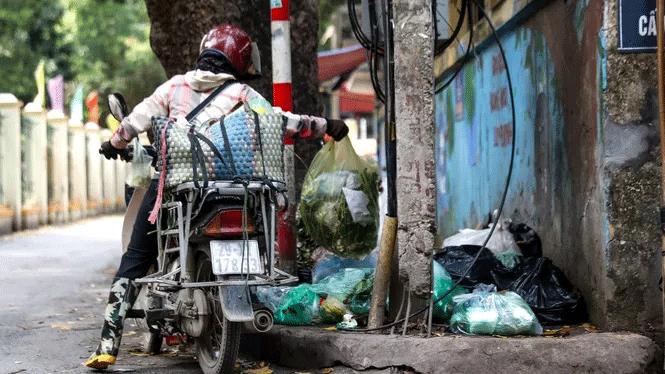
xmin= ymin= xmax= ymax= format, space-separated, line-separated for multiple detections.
xmin=241 ymin=326 xmax=659 ymax=373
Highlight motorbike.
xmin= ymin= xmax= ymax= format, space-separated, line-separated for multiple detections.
xmin=108 ymin=93 xmax=297 ymax=374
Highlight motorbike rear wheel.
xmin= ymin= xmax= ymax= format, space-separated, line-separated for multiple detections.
xmin=194 ymin=250 xmax=241 ymax=374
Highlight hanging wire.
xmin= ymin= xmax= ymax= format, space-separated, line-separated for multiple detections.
xmin=349 ymin=0 xmax=372 ymax=51
xmin=348 ymin=0 xmax=386 ymax=102
xmin=434 ymin=0 xmax=468 ymax=56
xmin=368 ymin=0 xmax=386 ymax=102
xmin=435 ymin=0 xmax=474 ymax=94
xmin=339 ymin=0 xmax=517 ymax=333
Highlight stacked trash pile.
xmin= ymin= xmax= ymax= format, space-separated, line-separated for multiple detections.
xmin=432 ymin=220 xmax=587 ymax=335
xmin=253 ymin=253 xmax=377 ymax=328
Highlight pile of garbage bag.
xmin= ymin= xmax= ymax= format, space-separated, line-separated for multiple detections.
xmin=435 ymin=221 xmax=587 ymax=327
xmin=253 ymin=264 xmax=376 ymax=327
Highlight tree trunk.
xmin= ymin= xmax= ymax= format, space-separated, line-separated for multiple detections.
xmin=144 ymin=0 xmax=321 ymax=197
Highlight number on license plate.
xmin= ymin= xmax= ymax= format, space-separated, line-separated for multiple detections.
xmin=210 ymin=240 xmax=263 ymax=275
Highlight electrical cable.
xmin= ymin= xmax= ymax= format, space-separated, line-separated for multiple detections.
xmin=434 ymin=0 xmax=468 ymax=56
xmin=368 ymin=0 xmax=386 ymax=102
xmin=348 ymin=0 xmax=384 ymax=54
xmin=435 ymin=0 xmax=474 ymax=94
xmin=339 ymin=0 xmax=517 ymax=333
xmin=347 ymin=0 xmax=386 ymax=102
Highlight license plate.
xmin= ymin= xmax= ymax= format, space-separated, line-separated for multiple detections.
xmin=210 ymin=240 xmax=263 ymax=275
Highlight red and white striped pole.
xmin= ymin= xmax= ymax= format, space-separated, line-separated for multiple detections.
xmin=271 ymin=0 xmax=297 ymax=274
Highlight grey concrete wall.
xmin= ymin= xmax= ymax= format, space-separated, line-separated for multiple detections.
xmin=394 ymin=0 xmax=436 ymax=296
xmin=521 ymin=0 xmax=608 ymax=333
xmin=601 ymin=0 xmax=663 ymax=338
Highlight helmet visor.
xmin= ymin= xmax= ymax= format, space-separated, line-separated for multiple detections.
xmin=250 ymin=42 xmax=261 ymax=74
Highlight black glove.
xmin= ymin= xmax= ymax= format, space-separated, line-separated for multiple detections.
xmin=99 ymin=140 xmax=127 ymax=160
xmin=325 ymin=118 xmax=349 ymax=141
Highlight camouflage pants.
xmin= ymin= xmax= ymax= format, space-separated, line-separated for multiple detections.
xmin=91 ymin=277 xmax=138 ymax=358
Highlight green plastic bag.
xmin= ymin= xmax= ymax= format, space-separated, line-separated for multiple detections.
xmin=311 ymin=268 xmax=373 ymax=302
xmin=273 ymin=284 xmax=320 ymax=326
xmin=348 ymin=273 xmax=374 ymax=317
xmin=432 ymin=261 xmax=468 ymax=321
xmin=449 ymin=286 xmax=543 ymax=336
xmin=298 ymin=138 xmax=379 ymax=259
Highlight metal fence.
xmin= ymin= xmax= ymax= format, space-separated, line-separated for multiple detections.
xmin=0 ymin=93 xmax=126 ymax=235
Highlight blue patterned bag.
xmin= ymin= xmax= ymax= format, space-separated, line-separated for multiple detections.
xmin=152 ymin=104 xmax=285 ymax=190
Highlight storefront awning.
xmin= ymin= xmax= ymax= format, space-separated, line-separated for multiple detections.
xmin=339 ymin=83 xmax=375 ymax=113
xmin=318 ymin=45 xmax=367 ymax=82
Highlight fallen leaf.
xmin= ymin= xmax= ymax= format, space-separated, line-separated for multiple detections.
xmin=50 ymin=324 xmax=71 ymax=331
xmin=252 ymin=362 xmax=267 ymax=369
xmin=583 ymin=323 xmax=599 ymax=333
xmin=323 ymin=327 xmax=337 ymax=331
xmin=127 ymin=349 xmax=150 ymax=357
xmin=321 ymin=368 xmax=334 ymax=374
xmin=543 ymin=327 xmax=570 ymax=337
xmin=242 ymin=368 xmax=272 ymax=374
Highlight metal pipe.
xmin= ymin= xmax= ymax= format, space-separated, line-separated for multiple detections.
xmin=243 ymin=309 xmax=274 ymax=333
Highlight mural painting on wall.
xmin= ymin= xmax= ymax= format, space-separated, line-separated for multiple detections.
xmin=435 ymin=29 xmax=565 ymax=241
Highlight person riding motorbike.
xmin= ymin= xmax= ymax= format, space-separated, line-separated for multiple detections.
xmin=85 ymin=24 xmax=348 ymax=369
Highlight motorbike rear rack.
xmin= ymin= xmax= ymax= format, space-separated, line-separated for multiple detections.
xmin=136 ymin=179 xmax=297 ymax=290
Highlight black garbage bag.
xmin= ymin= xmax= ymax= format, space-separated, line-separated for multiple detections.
xmin=434 ymin=245 xmax=587 ymax=326
xmin=507 ymin=222 xmax=542 ymax=258
xmin=433 ymin=245 xmax=504 ymax=289
xmin=492 ymin=257 xmax=587 ymax=326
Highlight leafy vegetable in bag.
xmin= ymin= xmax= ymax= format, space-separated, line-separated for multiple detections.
xmin=298 ymin=138 xmax=379 ymax=259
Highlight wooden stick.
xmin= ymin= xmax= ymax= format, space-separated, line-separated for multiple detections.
xmin=368 ymin=215 xmax=398 ymax=328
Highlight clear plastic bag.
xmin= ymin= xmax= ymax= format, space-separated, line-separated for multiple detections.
xmin=311 ymin=251 xmax=377 ymax=284
xmin=311 ymin=268 xmax=373 ymax=302
xmin=253 ymin=285 xmax=293 ymax=312
xmin=443 ymin=220 xmax=521 ymax=268
xmin=298 ymin=138 xmax=379 ymax=259
xmin=125 ymin=138 xmax=152 ymax=187
xmin=449 ymin=285 xmax=543 ymax=336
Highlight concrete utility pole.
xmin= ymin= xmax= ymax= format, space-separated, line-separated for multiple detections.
xmin=394 ymin=0 xmax=436 ymax=297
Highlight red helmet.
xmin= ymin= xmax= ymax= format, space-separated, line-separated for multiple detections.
xmin=199 ymin=24 xmax=261 ymax=76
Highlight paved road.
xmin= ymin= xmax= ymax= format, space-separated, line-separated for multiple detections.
xmin=0 ymin=215 xmax=207 ymax=373
xmin=0 ymin=215 xmax=383 ymax=374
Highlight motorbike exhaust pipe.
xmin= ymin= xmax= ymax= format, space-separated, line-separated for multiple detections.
xmin=243 ymin=309 xmax=274 ymax=333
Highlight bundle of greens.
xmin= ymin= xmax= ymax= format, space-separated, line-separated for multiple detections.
xmin=298 ymin=138 xmax=379 ymax=259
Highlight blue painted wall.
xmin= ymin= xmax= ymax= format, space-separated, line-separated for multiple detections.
xmin=435 ymin=28 xmax=568 ymax=242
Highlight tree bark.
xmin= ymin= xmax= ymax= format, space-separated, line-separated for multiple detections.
xmin=144 ymin=0 xmax=321 ymax=197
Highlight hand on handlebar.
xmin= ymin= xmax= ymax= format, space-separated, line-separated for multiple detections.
xmin=99 ymin=141 xmax=133 ymax=162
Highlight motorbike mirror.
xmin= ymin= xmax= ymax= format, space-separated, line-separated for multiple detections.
xmin=108 ymin=93 xmax=128 ymax=121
